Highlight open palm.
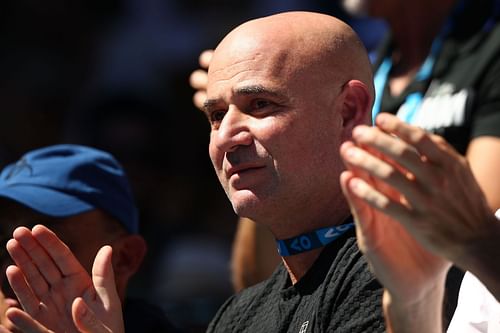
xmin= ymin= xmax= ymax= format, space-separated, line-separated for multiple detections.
xmin=5 ymin=225 xmax=123 ymax=333
xmin=341 ymin=169 xmax=450 ymax=301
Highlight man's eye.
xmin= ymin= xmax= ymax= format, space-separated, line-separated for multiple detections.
xmin=210 ymin=110 xmax=226 ymax=123
xmin=252 ymin=99 xmax=272 ymax=109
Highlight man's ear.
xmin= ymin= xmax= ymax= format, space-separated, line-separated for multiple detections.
xmin=111 ymin=235 xmax=147 ymax=301
xmin=339 ymin=80 xmax=373 ymax=141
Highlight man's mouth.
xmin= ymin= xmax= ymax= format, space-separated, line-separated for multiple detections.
xmin=226 ymin=164 xmax=265 ymax=178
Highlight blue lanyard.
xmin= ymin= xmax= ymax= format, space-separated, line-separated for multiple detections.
xmin=372 ymin=34 xmax=446 ymax=124
xmin=372 ymin=0 xmax=468 ymax=123
xmin=372 ymin=37 xmax=444 ymax=123
xmin=276 ymin=219 xmax=354 ymax=257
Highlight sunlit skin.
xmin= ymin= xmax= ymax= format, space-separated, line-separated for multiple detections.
xmin=203 ymin=12 xmax=374 ymax=284
xmin=188 ymin=11 xmax=375 ymax=291
xmin=0 ymin=12 xmax=375 ymax=332
xmin=205 ymin=13 xmax=372 ymax=241
xmin=0 ymin=205 xmax=140 ymax=332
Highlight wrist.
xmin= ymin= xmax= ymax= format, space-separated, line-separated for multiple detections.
xmin=383 ymin=273 xmax=446 ymax=333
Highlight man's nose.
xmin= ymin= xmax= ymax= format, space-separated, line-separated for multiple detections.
xmin=212 ymin=107 xmax=253 ymax=153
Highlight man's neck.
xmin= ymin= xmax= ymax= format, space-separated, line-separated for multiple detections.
xmin=282 ymin=248 xmax=324 ymax=284
xmin=273 ymin=212 xmax=351 ymax=284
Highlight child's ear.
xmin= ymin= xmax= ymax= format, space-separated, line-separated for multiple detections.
xmin=111 ymin=235 xmax=147 ymax=301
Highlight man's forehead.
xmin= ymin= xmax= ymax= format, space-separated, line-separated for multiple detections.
xmin=209 ymin=29 xmax=295 ymax=78
xmin=209 ymin=51 xmax=265 ymax=81
xmin=207 ymin=50 xmax=295 ymax=98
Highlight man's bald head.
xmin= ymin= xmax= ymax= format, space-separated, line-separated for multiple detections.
xmin=208 ymin=11 xmax=374 ymax=112
xmin=205 ymin=12 xmax=374 ymax=230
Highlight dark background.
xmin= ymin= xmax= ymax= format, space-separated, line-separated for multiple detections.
xmin=0 ymin=1 xmax=386 ymax=331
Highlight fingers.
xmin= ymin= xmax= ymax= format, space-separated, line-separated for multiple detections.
xmin=198 ymin=49 xmax=213 ymax=68
xmin=189 ymin=69 xmax=208 ymax=90
xmin=340 ymin=170 xmax=374 ymax=251
xmin=11 ymin=227 xmax=60 ymax=285
xmin=72 ymin=298 xmax=112 ymax=333
xmin=340 ymin=141 xmax=423 ymax=206
xmin=192 ymin=90 xmax=207 ymax=111
xmin=6 ymin=237 xmax=49 ymax=298
xmin=7 ymin=225 xmax=90 ymax=316
xmin=31 ymin=225 xmax=86 ymax=277
xmin=8 ymin=226 xmax=86 ymax=289
xmin=352 ymin=125 xmax=421 ymax=170
xmin=340 ymin=170 xmax=372 ymax=228
xmin=190 ymin=49 xmax=213 ymax=111
xmin=375 ymin=113 xmax=460 ymax=166
xmin=0 ymin=325 xmax=11 ymax=333
xmin=5 ymin=265 xmax=40 ymax=316
xmin=5 ymin=308 xmax=51 ymax=333
xmin=344 ymin=175 xmax=409 ymax=222
xmin=350 ymin=125 xmax=441 ymax=186
xmin=189 ymin=69 xmax=208 ymax=110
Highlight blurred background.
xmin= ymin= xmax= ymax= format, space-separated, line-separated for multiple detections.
xmin=0 ymin=0 xmax=386 ymax=331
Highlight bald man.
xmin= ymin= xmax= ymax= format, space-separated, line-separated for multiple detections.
xmin=2 ymin=12 xmax=384 ymax=333
xmin=203 ymin=11 xmax=382 ymax=332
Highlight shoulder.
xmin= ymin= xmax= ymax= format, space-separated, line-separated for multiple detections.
xmin=325 ymin=232 xmax=382 ymax=298
xmin=320 ymin=232 xmax=385 ymax=332
xmin=207 ymin=263 xmax=287 ymax=332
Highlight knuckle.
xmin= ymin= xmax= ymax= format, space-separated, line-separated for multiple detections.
xmin=381 ymin=166 xmax=398 ymax=181
xmin=363 ymin=126 xmax=378 ymax=141
xmin=430 ymin=134 xmax=446 ymax=146
xmin=397 ymin=144 xmax=416 ymax=161
xmin=411 ymin=128 xmax=429 ymax=146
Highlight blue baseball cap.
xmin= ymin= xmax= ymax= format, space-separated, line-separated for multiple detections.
xmin=0 ymin=144 xmax=139 ymax=233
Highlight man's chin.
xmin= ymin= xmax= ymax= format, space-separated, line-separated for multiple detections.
xmin=231 ymin=197 xmax=261 ymax=219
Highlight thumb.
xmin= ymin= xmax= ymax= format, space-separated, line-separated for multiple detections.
xmin=91 ymin=246 xmax=121 ymax=310
xmin=82 ymin=245 xmax=125 ymax=333
xmin=72 ymin=298 xmax=112 ymax=333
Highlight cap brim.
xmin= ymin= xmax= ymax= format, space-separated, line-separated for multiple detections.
xmin=0 ymin=184 xmax=95 ymax=218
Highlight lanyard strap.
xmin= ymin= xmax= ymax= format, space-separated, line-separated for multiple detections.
xmin=372 ymin=0 xmax=469 ymax=123
xmin=372 ymin=36 xmax=445 ymax=123
xmin=276 ymin=219 xmax=354 ymax=257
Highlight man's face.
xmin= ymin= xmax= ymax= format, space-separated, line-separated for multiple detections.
xmin=205 ymin=35 xmax=348 ymax=227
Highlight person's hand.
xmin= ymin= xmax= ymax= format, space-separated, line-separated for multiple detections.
xmin=341 ymin=112 xmax=500 ymax=307
xmin=339 ymin=113 xmax=458 ymax=304
xmin=339 ymin=113 xmax=461 ymax=332
xmin=342 ymin=113 xmax=496 ymax=265
xmin=5 ymin=225 xmax=124 ymax=333
xmin=0 ymin=290 xmax=19 ymax=333
xmin=340 ymin=141 xmax=450 ymax=305
xmin=189 ymin=49 xmax=213 ymax=110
